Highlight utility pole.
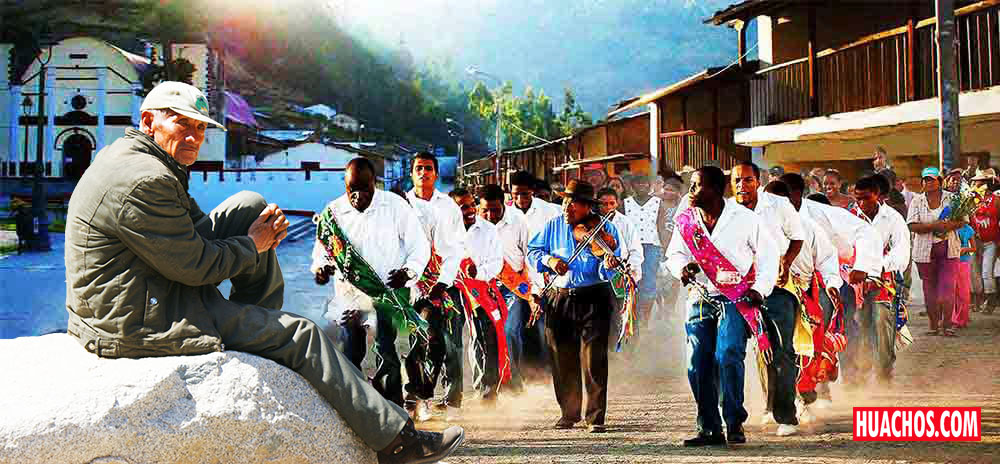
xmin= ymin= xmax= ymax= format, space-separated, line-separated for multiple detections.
xmin=936 ymin=0 xmax=959 ymax=171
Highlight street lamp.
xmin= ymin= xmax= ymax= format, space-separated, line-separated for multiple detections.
xmin=446 ymin=117 xmax=465 ymax=182
xmin=467 ymin=66 xmax=504 ymax=184
xmin=24 ymin=33 xmax=56 ymax=251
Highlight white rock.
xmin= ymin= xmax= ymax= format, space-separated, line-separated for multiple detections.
xmin=0 ymin=333 xmax=375 ymax=464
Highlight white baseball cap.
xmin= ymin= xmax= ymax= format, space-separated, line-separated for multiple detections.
xmin=140 ymin=81 xmax=226 ymax=130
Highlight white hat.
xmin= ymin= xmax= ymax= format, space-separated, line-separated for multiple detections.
xmin=140 ymin=81 xmax=226 ymax=130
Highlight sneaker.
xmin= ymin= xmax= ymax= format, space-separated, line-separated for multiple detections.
xmin=799 ymin=406 xmax=817 ymax=425
xmin=760 ymin=411 xmax=776 ymax=425
xmin=414 ymin=400 xmax=432 ymax=423
xmin=776 ymin=424 xmax=799 ymax=436
xmin=814 ymin=399 xmax=833 ymax=410
xmin=683 ymin=432 xmax=726 ymax=447
xmin=377 ymin=421 xmax=465 ymax=464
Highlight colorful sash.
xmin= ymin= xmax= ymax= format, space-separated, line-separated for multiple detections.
xmin=498 ymin=261 xmax=532 ymax=301
xmin=455 ymin=258 xmax=511 ymax=385
xmin=313 ymin=207 xmax=427 ymax=332
xmin=675 ymin=208 xmax=771 ymax=353
xmin=414 ymin=245 xmax=458 ymax=314
xmin=790 ymin=274 xmax=845 ymax=394
xmin=611 ymin=270 xmax=639 ymax=351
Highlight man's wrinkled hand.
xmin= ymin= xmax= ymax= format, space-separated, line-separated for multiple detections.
xmin=386 ymin=268 xmax=411 ymax=289
xmin=603 ymin=254 xmax=620 ymax=270
xmin=248 ymin=206 xmax=282 ymax=253
xmin=848 ymin=270 xmax=867 ymax=285
xmin=267 ymin=204 xmax=290 ymax=249
xmin=681 ymin=262 xmax=701 ymax=286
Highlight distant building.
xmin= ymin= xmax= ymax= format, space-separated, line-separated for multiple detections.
xmin=1 ymin=36 xmax=227 ymax=181
xmin=331 ymin=113 xmax=361 ymax=133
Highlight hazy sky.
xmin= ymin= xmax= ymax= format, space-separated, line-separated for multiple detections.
xmin=334 ymin=0 xmax=739 ymax=116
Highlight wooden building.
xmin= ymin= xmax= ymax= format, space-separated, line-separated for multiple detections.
xmin=707 ymin=0 xmax=1000 ymax=180
xmin=608 ymin=66 xmax=754 ymax=174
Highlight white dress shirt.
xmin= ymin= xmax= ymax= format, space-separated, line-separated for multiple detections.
xmin=749 ymin=190 xmax=806 ymax=256
xmin=310 ymin=189 xmax=430 ymax=323
xmin=791 ymin=215 xmax=843 ymax=290
xmin=666 ymin=198 xmax=779 ymax=301
xmin=610 ymin=211 xmax=645 ymax=282
xmin=493 ymin=205 xmax=530 ymax=273
xmin=801 ymin=198 xmax=883 ymax=277
xmin=463 ymin=216 xmax=504 ymax=282
xmin=406 ymin=188 xmax=467 ymax=287
xmin=854 ymin=203 xmax=912 ymax=273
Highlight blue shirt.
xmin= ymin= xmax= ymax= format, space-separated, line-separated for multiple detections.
xmin=958 ymin=224 xmax=975 ymax=262
xmin=527 ymin=215 xmax=621 ymax=289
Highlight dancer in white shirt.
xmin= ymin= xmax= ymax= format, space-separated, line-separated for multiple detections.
xmin=667 ymin=166 xmax=779 ymax=447
xmin=311 ymin=158 xmax=430 ymax=408
xmin=404 ymin=152 xmax=467 ymax=421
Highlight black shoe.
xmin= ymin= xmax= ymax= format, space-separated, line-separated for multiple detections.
xmin=588 ymin=424 xmax=607 ymax=433
xmin=727 ymin=425 xmax=746 ymax=444
xmin=377 ymin=420 xmax=465 ymax=464
xmin=683 ymin=432 xmax=726 ymax=447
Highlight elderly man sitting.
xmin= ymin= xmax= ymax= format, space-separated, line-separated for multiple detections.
xmin=63 ymin=81 xmax=463 ymax=464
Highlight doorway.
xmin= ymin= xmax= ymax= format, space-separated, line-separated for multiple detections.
xmin=62 ymin=133 xmax=93 ymax=181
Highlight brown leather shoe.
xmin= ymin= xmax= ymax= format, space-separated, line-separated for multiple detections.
xmin=377 ymin=420 xmax=464 ymax=464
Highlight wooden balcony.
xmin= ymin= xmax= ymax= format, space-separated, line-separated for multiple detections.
xmin=751 ymin=1 xmax=1000 ymax=127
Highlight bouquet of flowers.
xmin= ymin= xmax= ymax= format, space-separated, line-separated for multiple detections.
xmin=935 ymin=183 xmax=986 ymax=238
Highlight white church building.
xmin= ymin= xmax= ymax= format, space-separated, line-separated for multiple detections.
xmin=1 ymin=36 xmax=226 ymax=181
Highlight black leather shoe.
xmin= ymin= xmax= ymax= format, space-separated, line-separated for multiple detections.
xmin=377 ymin=420 xmax=465 ymax=464
xmin=727 ymin=425 xmax=746 ymax=444
xmin=683 ymin=432 xmax=726 ymax=447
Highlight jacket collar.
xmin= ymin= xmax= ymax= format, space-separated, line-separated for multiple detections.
xmin=124 ymin=128 xmax=190 ymax=191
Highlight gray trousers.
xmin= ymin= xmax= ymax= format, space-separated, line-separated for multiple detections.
xmin=196 ymin=191 xmax=408 ymax=450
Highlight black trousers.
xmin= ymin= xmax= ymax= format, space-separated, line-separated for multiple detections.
xmin=545 ymin=283 xmax=614 ymax=426
xmin=338 ymin=309 xmax=405 ymax=408
xmin=404 ymin=287 xmax=465 ymax=406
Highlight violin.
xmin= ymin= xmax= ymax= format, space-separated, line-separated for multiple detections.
xmin=572 ymin=213 xmax=618 ymax=257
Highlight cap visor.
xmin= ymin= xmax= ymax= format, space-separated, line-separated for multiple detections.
xmin=171 ymin=107 xmax=227 ymax=131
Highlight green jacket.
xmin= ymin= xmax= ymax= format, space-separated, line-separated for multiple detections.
xmin=65 ymin=129 xmax=259 ymax=358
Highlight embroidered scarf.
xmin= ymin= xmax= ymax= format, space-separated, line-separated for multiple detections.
xmin=313 ymin=207 xmax=427 ymax=332
xmin=675 ymin=208 xmax=771 ymax=353
xmin=455 ymin=258 xmax=511 ymax=385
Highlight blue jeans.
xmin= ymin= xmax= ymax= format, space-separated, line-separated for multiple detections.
xmin=500 ymin=286 xmax=547 ymax=390
xmin=685 ymin=295 xmax=749 ymax=434
xmin=638 ymin=244 xmax=662 ymax=303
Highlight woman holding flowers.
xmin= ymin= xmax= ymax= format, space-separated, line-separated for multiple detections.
xmin=907 ymin=167 xmax=967 ymax=337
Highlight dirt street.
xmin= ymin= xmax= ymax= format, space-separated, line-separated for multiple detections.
xmin=418 ymin=305 xmax=1000 ymax=463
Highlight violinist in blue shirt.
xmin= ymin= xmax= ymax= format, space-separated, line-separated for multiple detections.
xmin=527 ymin=179 xmax=622 ymax=433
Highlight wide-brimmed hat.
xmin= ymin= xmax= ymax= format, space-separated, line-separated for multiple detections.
xmin=140 ymin=81 xmax=226 ymax=130
xmin=972 ymin=168 xmax=997 ymax=181
xmin=556 ymin=179 xmax=598 ymax=204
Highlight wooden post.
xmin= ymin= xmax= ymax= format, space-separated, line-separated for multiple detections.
xmin=808 ymin=4 xmax=819 ymax=116
xmin=712 ymin=87 xmax=720 ymax=161
xmin=907 ymin=18 xmax=916 ymax=101
xmin=737 ymin=20 xmax=748 ymax=68
xmin=937 ymin=0 xmax=960 ymax=170
xmin=680 ymin=96 xmax=688 ymax=166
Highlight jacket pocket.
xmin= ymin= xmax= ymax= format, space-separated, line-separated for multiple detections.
xmin=142 ymin=278 xmax=168 ymax=332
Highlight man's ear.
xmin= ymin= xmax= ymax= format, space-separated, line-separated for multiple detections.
xmin=139 ymin=110 xmax=155 ymax=135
